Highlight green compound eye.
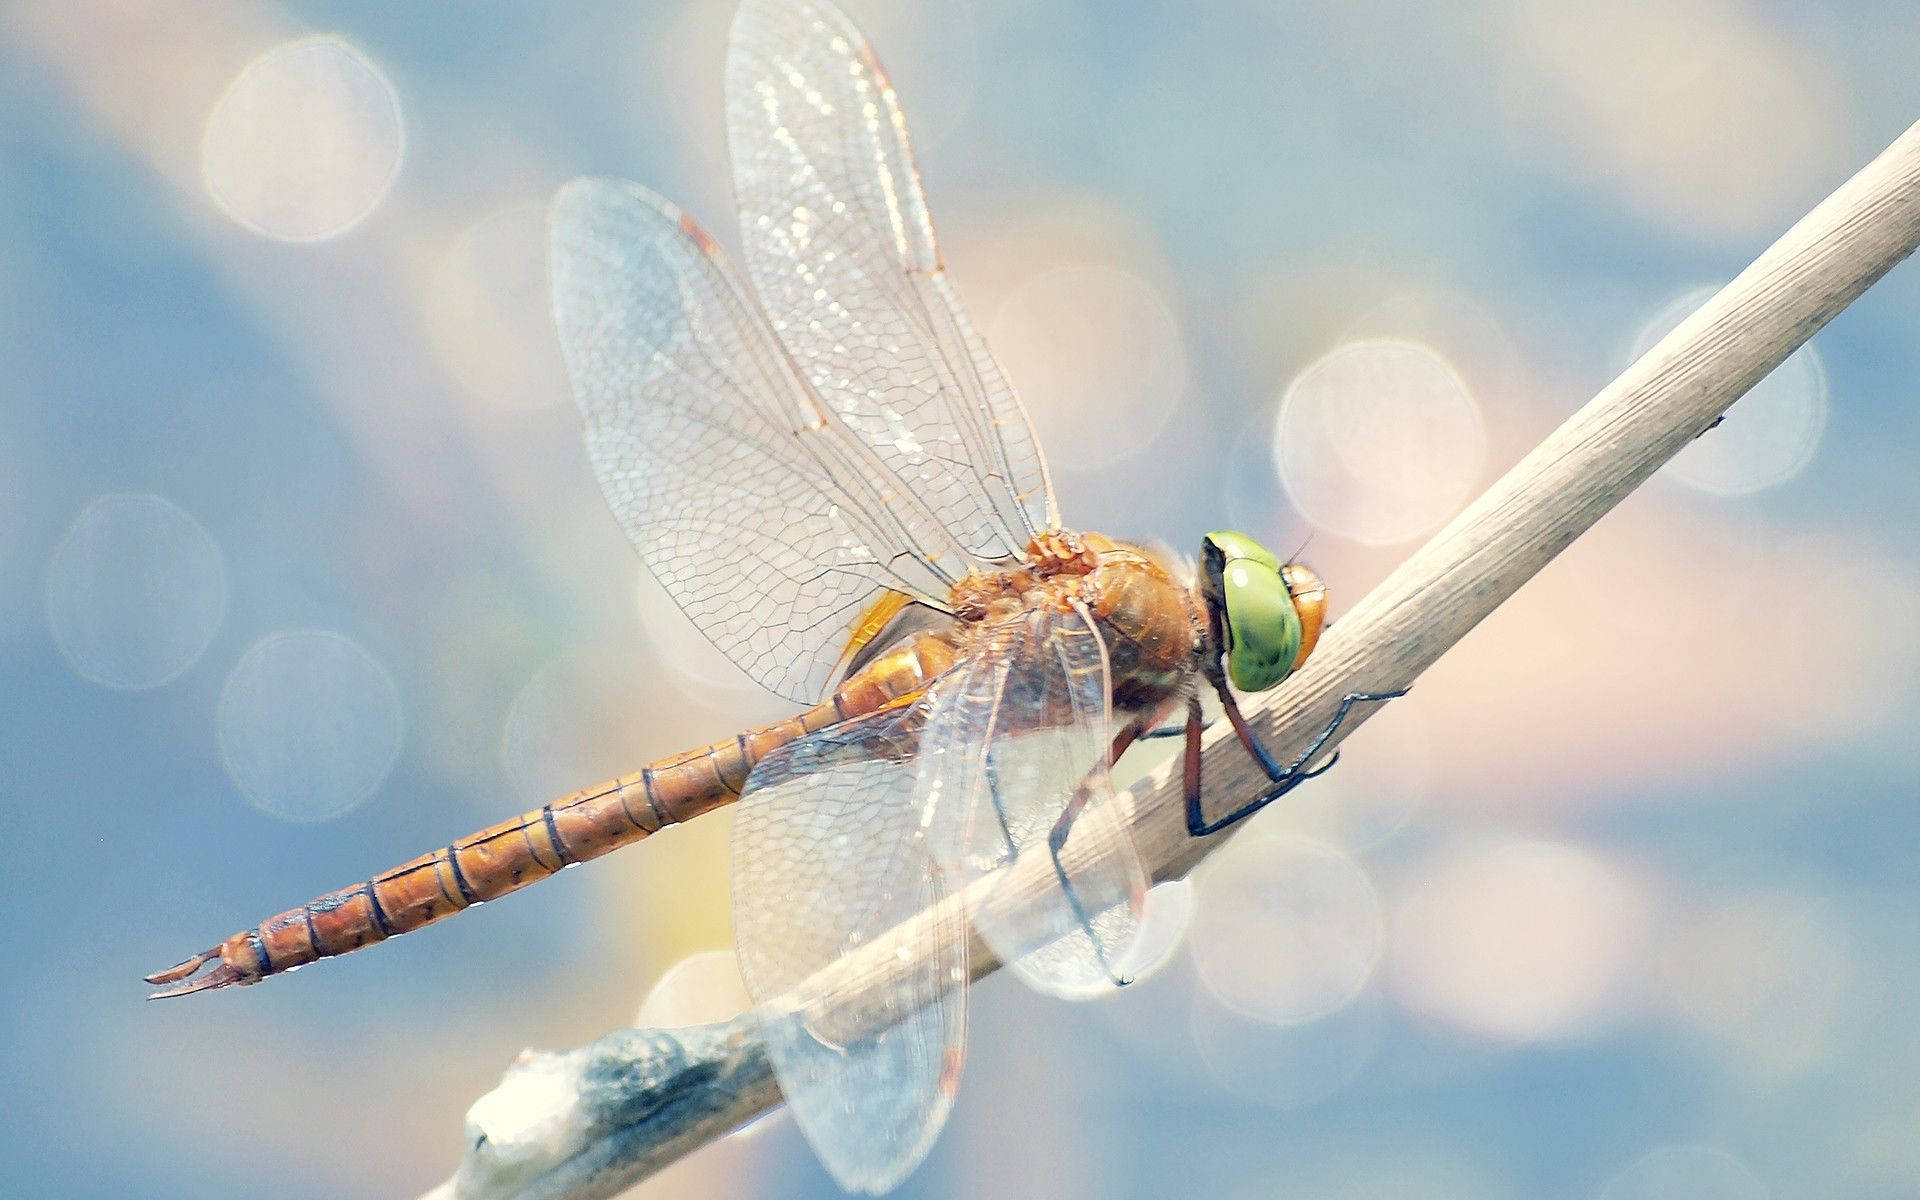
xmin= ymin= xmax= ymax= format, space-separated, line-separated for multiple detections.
xmin=1201 ymin=530 xmax=1303 ymax=693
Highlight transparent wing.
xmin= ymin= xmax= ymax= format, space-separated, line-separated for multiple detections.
xmin=733 ymin=704 xmax=967 ymax=1195
xmin=726 ymin=0 xmax=1057 ymax=563
xmin=915 ymin=601 xmax=1149 ymax=999
xmin=552 ymin=177 xmax=977 ymax=703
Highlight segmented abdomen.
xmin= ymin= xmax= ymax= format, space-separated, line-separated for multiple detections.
xmin=146 ymin=634 xmax=958 ymax=997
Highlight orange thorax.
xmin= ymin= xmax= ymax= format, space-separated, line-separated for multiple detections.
xmin=946 ymin=531 xmax=1200 ymax=722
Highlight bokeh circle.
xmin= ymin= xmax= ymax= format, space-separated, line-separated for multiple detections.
xmin=200 ymin=36 xmax=404 ymax=242
xmin=45 ymin=493 xmax=227 ymax=690
xmin=1274 ymin=340 xmax=1486 ymax=545
xmin=217 ymin=630 xmax=404 ymax=821
xmin=1626 ymin=285 xmax=1827 ymax=495
xmin=1189 ymin=832 xmax=1383 ymax=1025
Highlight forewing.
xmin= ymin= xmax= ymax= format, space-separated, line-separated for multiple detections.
xmin=733 ymin=705 xmax=967 ymax=1194
xmin=551 ymin=177 xmax=964 ymax=703
xmin=726 ymin=0 xmax=1057 ymax=562
xmin=915 ymin=602 xmax=1150 ymax=999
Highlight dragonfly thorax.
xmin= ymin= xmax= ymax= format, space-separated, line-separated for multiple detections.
xmin=943 ymin=529 xmax=1203 ymax=724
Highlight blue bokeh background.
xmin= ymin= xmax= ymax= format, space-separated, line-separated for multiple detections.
xmin=3 ymin=2 xmax=1918 ymax=1197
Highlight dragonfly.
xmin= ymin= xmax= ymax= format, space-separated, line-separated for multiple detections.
xmin=147 ymin=0 xmax=1403 ymax=1190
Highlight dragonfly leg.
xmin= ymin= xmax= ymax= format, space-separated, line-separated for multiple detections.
xmin=978 ymin=741 xmax=1126 ymax=984
xmin=981 ymin=752 xmax=1117 ymax=981
xmin=1037 ymin=725 xmax=1144 ymax=988
xmin=1189 ymin=682 xmax=1409 ymax=837
xmin=1046 ymin=725 xmax=1142 ymax=858
xmin=1138 ymin=688 xmax=1208 ymax=741
xmin=981 ymin=753 xmax=1020 ymax=869
xmin=1138 ymin=720 xmax=1194 ymax=741
xmin=1180 ymin=694 xmax=1208 ymax=836
xmin=1042 ymin=810 xmax=1130 ymax=988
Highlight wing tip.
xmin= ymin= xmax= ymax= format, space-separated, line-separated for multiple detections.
xmin=729 ymin=0 xmax=873 ymax=66
xmin=549 ymin=177 xmax=728 ymax=265
xmin=551 ymin=176 xmax=683 ymax=225
xmin=550 ymin=177 xmax=710 ymax=282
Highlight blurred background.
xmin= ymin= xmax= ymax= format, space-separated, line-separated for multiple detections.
xmin=4 ymin=1 xmax=1919 ymax=1197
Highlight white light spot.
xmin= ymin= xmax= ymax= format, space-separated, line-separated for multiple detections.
xmin=217 ymin=630 xmax=404 ymax=821
xmin=1627 ymin=285 xmax=1827 ymax=495
xmin=1391 ymin=839 xmax=1650 ymax=1041
xmin=200 ymin=36 xmax=404 ymax=242
xmin=1346 ymin=289 xmax=1529 ymax=414
xmin=1190 ymin=986 xmax=1384 ymax=1111
xmin=426 ymin=204 xmax=571 ymax=412
xmin=1599 ymin=1144 xmax=1769 ymax=1200
xmin=1189 ymin=833 xmax=1383 ymax=1025
xmin=45 ymin=493 xmax=226 ymax=690
xmin=1275 ymin=340 xmax=1486 ymax=545
xmin=988 ymin=264 xmax=1187 ymax=472
xmin=635 ymin=949 xmax=752 ymax=1029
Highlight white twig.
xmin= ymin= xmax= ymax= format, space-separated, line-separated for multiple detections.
xmin=426 ymin=117 xmax=1920 ymax=1200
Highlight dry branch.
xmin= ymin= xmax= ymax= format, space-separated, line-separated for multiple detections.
xmin=424 ymin=116 xmax=1920 ymax=1200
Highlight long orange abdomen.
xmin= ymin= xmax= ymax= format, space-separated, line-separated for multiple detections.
xmin=145 ymin=634 xmax=956 ymax=998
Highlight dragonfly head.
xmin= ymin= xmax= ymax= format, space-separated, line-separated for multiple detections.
xmin=1199 ymin=531 xmax=1325 ymax=692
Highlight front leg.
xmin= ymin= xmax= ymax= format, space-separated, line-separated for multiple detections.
xmin=1189 ymin=677 xmax=1408 ymax=837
